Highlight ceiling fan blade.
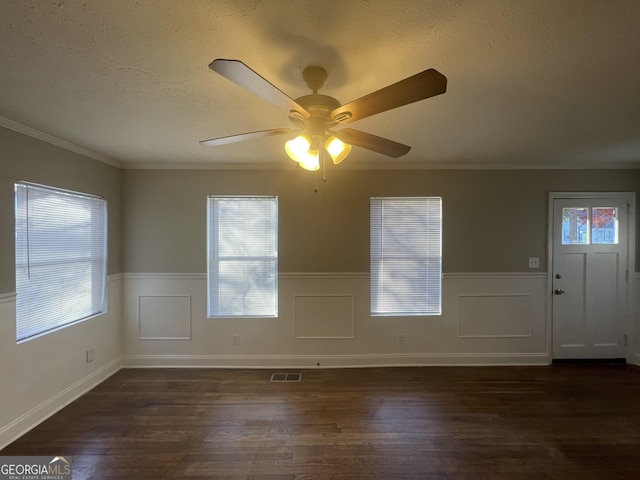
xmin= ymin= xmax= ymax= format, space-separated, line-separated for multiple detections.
xmin=200 ymin=128 xmax=293 ymax=147
xmin=331 ymin=69 xmax=447 ymax=124
xmin=336 ymin=128 xmax=411 ymax=158
xmin=210 ymin=59 xmax=310 ymax=120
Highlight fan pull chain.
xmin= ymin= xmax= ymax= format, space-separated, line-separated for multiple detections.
xmin=313 ymin=148 xmax=328 ymax=193
xmin=322 ymin=148 xmax=327 ymax=183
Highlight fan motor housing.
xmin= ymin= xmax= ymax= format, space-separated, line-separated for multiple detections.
xmin=295 ymin=94 xmax=341 ymax=115
xmin=292 ymin=95 xmax=341 ymax=135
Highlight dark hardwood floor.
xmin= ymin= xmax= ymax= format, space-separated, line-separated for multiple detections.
xmin=3 ymin=365 xmax=640 ymax=479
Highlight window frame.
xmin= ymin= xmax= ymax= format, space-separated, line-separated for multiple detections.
xmin=370 ymin=196 xmax=442 ymax=317
xmin=206 ymin=195 xmax=278 ymax=318
xmin=561 ymin=206 xmax=619 ymax=245
xmin=14 ymin=181 xmax=108 ymax=342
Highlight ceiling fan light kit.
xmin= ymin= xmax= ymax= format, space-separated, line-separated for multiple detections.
xmin=284 ymin=134 xmax=319 ymax=171
xmin=200 ymin=59 xmax=447 ymax=173
xmin=325 ymin=136 xmax=351 ymax=164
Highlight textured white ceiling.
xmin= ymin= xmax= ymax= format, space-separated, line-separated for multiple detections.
xmin=1 ymin=0 xmax=639 ymax=169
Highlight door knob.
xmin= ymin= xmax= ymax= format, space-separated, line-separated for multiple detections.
xmin=554 ymin=289 xmax=565 ymax=295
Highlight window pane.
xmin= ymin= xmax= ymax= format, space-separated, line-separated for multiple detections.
xmin=371 ymin=197 xmax=442 ymax=316
xmin=15 ymin=183 xmax=107 ymax=342
xmin=592 ymin=207 xmax=618 ymax=244
xmin=561 ymin=207 xmax=588 ymax=245
xmin=208 ymin=196 xmax=278 ymax=317
xmin=217 ymin=260 xmax=277 ymax=316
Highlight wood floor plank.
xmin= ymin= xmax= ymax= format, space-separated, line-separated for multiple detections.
xmin=2 ymin=365 xmax=640 ymax=479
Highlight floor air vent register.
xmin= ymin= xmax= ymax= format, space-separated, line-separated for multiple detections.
xmin=270 ymin=373 xmax=302 ymax=382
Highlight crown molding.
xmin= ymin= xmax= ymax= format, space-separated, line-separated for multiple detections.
xmin=121 ymin=159 xmax=640 ymax=171
xmin=3 ymin=115 xmax=637 ymax=172
xmin=0 ymin=116 xmax=122 ymax=169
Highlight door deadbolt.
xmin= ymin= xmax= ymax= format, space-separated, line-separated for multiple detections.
xmin=555 ymin=273 xmax=562 ymax=279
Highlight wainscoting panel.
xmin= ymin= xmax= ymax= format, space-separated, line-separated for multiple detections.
xmin=458 ymin=294 xmax=532 ymax=338
xmin=139 ymin=295 xmax=191 ymax=340
xmin=122 ymin=272 xmax=553 ymax=367
xmin=0 ymin=277 xmax=123 ymax=449
xmin=294 ymin=294 xmax=355 ymax=339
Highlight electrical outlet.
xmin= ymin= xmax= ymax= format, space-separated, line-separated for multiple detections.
xmin=86 ymin=348 xmax=95 ymax=363
xmin=528 ymin=257 xmax=540 ymax=269
xmin=397 ymin=333 xmax=406 ymax=345
xmin=232 ymin=334 xmax=240 ymax=347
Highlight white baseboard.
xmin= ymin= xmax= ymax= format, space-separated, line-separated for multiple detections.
xmin=0 ymin=357 xmax=122 ymax=450
xmin=122 ymin=353 xmax=550 ymax=369
xmin=633 ymin=352 xmax=640 ymax=366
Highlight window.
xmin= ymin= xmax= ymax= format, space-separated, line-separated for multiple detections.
xmin=370 ymin=197 xmax=442 ymax=316
xmin=15 ymin=182 xmax=107 ymax=342
xmin=207 ymin=196 xmax=278 ymax=317
xmin=561 ymin=206 xmax=618 ymax=245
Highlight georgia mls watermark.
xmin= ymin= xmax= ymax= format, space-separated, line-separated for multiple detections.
xmin=0 ymin=456 xmax=71 ymax=480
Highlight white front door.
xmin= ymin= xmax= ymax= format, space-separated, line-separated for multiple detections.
xmin=552 ymin=196 xmax=629 ymax=360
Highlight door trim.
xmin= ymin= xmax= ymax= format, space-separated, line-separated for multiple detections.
xmin=547 ymin=192 xmax=636 ymax=363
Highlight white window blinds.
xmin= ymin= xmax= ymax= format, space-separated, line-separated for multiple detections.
xmin=15 ymin=182 xmax=108 ymax=342
xmin=370 ymin=197 xmax=442 ymax=316
xmin=207 ymin=196 xmax=278 ymax=317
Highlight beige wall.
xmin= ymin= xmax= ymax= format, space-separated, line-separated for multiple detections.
xmin=0 ymin=127 xmax=122 ymax=292
xmin=2 ymin=124 xmax=640 ymax=447
xmin=120 ymin=167 xmax=640 ymax=370
xmin=122 ymin=167 xmax=640 ymax=274
xmin=0 ymin=127 xmax=123 ymax=448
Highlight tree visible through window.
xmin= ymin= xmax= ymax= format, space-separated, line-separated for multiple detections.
xmin=561 ymin=207 xmax=618 ymax=245
xmin=207 ymin=196 xmax=278 ymax=317
xmin=15 ymin=182 xmax=107 ymax=342
xmin=370 ymin=197 xmax=442 ymax=316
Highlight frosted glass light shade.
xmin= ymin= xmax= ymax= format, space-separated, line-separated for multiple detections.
xmin=299 ymin=153 xmax=320 ymax=171
xmin=325 ymin=136 xmax=351 ymax=164
xmin=285 ymin=134 xmax=320 ymax=171
xmin=285 ymin=134 xmax=311 ymax=162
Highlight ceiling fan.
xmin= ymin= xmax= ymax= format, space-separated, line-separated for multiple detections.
xmin=200 ymin=59 xmax=447 ymax=171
